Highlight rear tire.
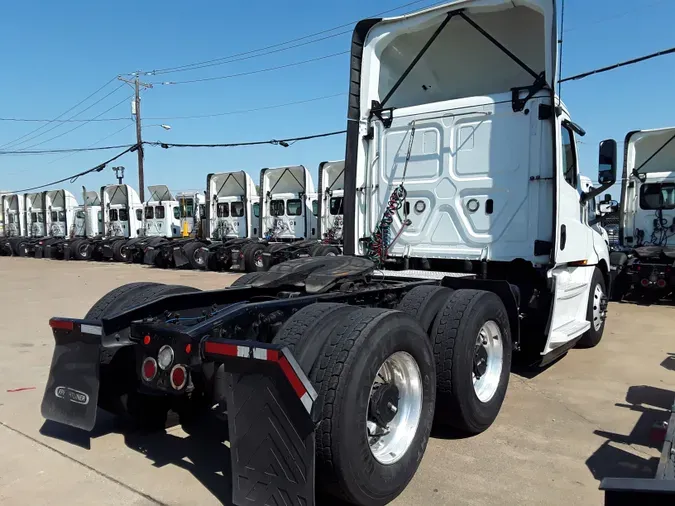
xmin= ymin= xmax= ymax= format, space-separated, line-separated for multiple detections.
xmin=312 ymin=308 xmax=436 ymax=505
xmin=313 ymin=244 xmax=341 ymax=257
xmin=242 ymin=242 xmax=266 ymax=272
xmin=430 ymin=289 xmax=512 ymax=434
xmin=271 ymin=303 xmax=359 ymax=374
xmin=577 ymin=267 xmax=607 ymax=348
xmin=182 ymin=242 xmax=207 ymax=270
xmin=111 ymin=240 xmax=130 ymax=262
xmin=17 ymin=241 xmax=30 ymax=257
xmin=396 ymin=285 xmax=454 ymax=333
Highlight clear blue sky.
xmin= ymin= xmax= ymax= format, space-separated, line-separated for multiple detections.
xmin=0 ymin=0 xmax=673 ymax=199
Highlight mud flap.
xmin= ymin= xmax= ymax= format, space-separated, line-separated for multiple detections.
xmin=35 ymin=245 xmax=44 ymax=258
xmin=173 ymin=245 xmax=190 ymax=268
xmin=204 ymin=339 xmax=317 ymax=506
xmin=40 ymin=319 xmax=102 ymax=431
xmin=143 ymin=247 xmax=160 ymax=265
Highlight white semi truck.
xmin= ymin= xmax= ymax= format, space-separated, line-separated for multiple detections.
xmin=123 ymin=186 xmax=205 ymax=266
xmin=0 ymin=193 xmax=26 ymax=255
xmin=40 ymin=2 xmax=617 ymax=506
xmin=317 ymin=160 xmax=345 ymax=246
xmin=235 ymin=164 xmax=341 ymax=271
xmin=66 ymin=184 xmax=143 ymax=261
xmin=609 ymin=127 xmax=675 ymax=300
xmin=192 ymin=170 xmax=262 ymax=271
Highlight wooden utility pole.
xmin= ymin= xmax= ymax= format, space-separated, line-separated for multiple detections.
xmin=118 ymin=74 xmax=152 ymax=201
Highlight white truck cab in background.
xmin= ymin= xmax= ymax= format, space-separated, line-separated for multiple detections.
xmin=260 ymin=165 xmax=317 ymax=241
xmin=25 ymin=192 xmax=46 ymax=239
xmin=206 ymin=171 xmax=259 ymax=240
xmin=343 ymin=0 xmax=616 ymax=363
xmin=318 ymin=160 xmax=345 ymax=244
xmin=611 ymin=127 xmax=675 ymax=299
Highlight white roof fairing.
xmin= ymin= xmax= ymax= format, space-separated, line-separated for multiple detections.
xmin=627 ymin=127 xmax=675 ymax=176
xmin=360 ymin=0 xmax=556 ymax=111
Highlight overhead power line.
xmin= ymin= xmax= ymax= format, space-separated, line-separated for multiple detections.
xmin=146 ymin=0 xmax=434 ymax=76
xmin=0 ymin=76 xmax=119 ymax=149
xmin=46 ymin=124 xmax=135 ymax=165
xmin=145 ymin=92 xmax=346 ymax=120
xmin=0 ymin=143 xmax=134 ymax=155
xmin=154 ymin=51 xmax=349 ymax=86
xmin=8 ymin=145 xmax=139 ymax=194
xmin=147 ymin=129 xmax=346 ymax=149
xmin=5 ymin=83 xmax=128 ymax=151
xmin=11 ymin=93 xmax=134 ymax=153
xmin=0 ymin=116 xmax=129 ymax=123
xmin=561 ymin=46 xmax=675 ymax=83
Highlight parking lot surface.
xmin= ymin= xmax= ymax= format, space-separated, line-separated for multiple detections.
xmin=0 ymin=258 xmax=673 ymax=505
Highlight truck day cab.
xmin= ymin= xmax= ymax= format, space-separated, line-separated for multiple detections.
xmin=40 ymin=2 xmax=617 ymax=505
xmin=125 ymin=186 xmax=205 ymax=267
xmin=610 ymin=127 xmax=675 ymax=299
xmin=195 ymin=170 xmax=261 ymax=271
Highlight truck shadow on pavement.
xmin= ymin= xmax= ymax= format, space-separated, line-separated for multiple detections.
xmin=585 ymin=384 xmax=673 ymax=482
xmin=41 ymin=410 xmax=355 ymax=506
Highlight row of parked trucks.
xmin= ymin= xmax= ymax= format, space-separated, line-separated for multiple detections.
xmin=19 ymin=0 xmax=673 ymax=504
xmin=0 ymin=161 xmax=346 ymax=271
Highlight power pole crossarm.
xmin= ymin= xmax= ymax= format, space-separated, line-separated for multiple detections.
xmin=117 ymin=74 xmax=152 ymax=201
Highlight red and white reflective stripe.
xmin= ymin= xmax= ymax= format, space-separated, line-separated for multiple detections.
xmin=204 ymin=341 xmax=316 ymax=414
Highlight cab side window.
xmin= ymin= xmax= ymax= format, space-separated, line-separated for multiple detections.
xmin=561 ymin=125 xmax=577 ymax=189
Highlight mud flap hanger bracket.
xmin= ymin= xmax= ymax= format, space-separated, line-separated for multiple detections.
xmin=370 ymin=8 xmax=548 ymax=128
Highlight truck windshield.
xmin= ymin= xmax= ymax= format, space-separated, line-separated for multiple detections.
xmin=155 ymin=206 xmax=165 ymax=219
xmin=51 ymin=211 xmax=58 ymax=221
xmin=145 ymin=207 xmax=154 ymax=219
xmin=286 ymin=199 xmax=302 ymax=216
xmin=119 ymin=209 xmax=129 ymax=221
xmin=270 ymin=200 xmax=285 ymax=216
xmin=173 ymin=207 xmax=180 ymax=219
xmin=640 ymin=183 xmax=675 ymax=210
xmin=231 ymin=202 xmax=244 ymax=217
xmin=109 ymin=209 xmax=118 ymax=221
xmin=31 ymin=212 xmax=38 ymax=223
xmin=253 ymin=203 xmax=260 ymax=218
xmin=217 ymin=203 xmax=229 ymax=218
xmin=58 ymin=211 xmax=66 ymax=221
xmin=330 ymin=197 xmax=344 ymax=215
xmin=76 ymin=210 xmax=85 ymax=219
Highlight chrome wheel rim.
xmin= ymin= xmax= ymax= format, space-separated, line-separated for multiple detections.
xmin=193 ymin=248 xmax=205 ymax=266
xmin=254 ymin=251 xmax=264 ymax=268
xmin=473 ymin=320 xmax=503 ymax=403
xmin=325 ymin=251 xmax=337 ymax=256
xmin=592 ymin=283 xmax=605 ymax=331
xmin=367 ymin=351 xmax=422 ymax=465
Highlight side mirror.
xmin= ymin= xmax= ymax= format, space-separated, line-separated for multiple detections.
xmin=598 ymin=139 xmax=617 ymax=185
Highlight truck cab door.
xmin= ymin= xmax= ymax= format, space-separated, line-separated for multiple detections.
xmin=545 ymin=118 xmax=594 ymax=355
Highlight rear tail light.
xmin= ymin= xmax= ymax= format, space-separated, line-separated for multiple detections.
xmin=640 ymin=278 xmax=651 ymax=288
xmin=657 ymin=279 xmax=667 ymax=288
xmin=142 ymin=357 xmax=157 ymax=381
xmin=170 ymin=365 xmax=187 ymax=390
xmin=157 ymin=345 xmax=174 ymax=370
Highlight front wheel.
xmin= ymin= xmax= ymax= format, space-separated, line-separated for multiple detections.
xmin=577 ymin=267 xmax=607 ymax=348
